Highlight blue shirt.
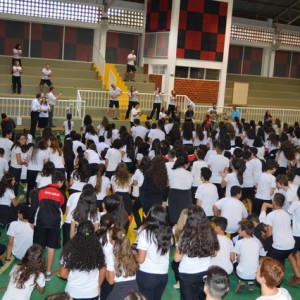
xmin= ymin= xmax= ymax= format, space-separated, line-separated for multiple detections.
xmin=231 ymin=110 xmax=240 ymax=119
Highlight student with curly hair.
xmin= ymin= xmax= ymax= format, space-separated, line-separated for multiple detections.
xmin=140 ymin=156 xmax=168 ymax=214
xmin=70 ymin=184 xmax=100 ymax=239
xmin=135 ymin=204 xmax=172 ymax=300
xmin=106 ymin=227 xmax=139 ymax=299
xmin=111 ymin=162 xmax=133 ymax=215
xmin=60 ymin=221 xmax=106 ymax=300
xmin=174 ymin=205 xmax=219 ymax=300
xmin=3 ymin=244 xmax=46 ymax=300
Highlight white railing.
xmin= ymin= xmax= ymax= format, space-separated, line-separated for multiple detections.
xmin=108 ymin=70 xmax=116 ymax=88
xmin=93 ymin=44 xmax=105 ymax=88
xmin=76 ymin=89 xmax=300 ymax=124
xmin=0 ymin=97 xmax=86 ymax=119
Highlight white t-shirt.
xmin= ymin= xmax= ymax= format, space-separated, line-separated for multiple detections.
xmin=96 ymin=142 xmax=110 ymax=157
xmin=137 ymin=229 xmax=169 ymax=274
xmin=106 ymin=254 xmax=136 ymax=283
xmin=105 ymin=148 xmax=121 ymax=172
xmin=195 ymin=183 xmax=219 ymax=217
xmin=179 ymin=254 xmax=211 ymax=274
xmin=0 ymin=138 xmax=13 ymax=162
xmin=12 ymin=66 xmax=22 ymax=76
xmin=7 ymin=221 xmax=33 ymax=259
xmin=131 ymin=125 xmax=147 ymax=141
xmin=0 ymin=157 xmax=9 ymax=180
xmin=111 ymin=175 xmax=132 ymax=193
xmin=224 ymin=172 xmax=240 ymax=198
xmin=49 ymin=150 xmax=64 ymax=169
xmin=130 ymin=108 xmax=140 ymax=123
xmin=65 ymin=192 xmax=81 ymax=224
xmin=39 ymin=103 xmax=50 ymax=118
xmin=256 ymin=288 xmax=292 ymax=300
xmin=72 ymin=140 xmax=86 ymax=157
xmin=85 ymin=133 xmax=99 ymax=145
xmin=277 ymin=151 xmax=288 ymax=168
xmin=168 ymin=168 xmax=193 ymax=190
xmin=92 ymin=176 xmax=111 ymax=201
xmin=64 ymin=268 xmax=100 ymax=299
xmin=27 ymin=149 xmax=49 ymax=171
xmin=0 ymin=188 xmax=15 ymax=206
xmin=211 ymin=234 xmax=233 ymax=274
xmin=234 ymin=237 xmax=261 ymax=280
xmin=110 ymin=87 xmax=122 ymax=101
xmin=249 ymin=158 xmax=263 ymax=186
xmin=127 ymin=53 xmax=136 ymax=66
xmin=165 ymin=161 xmax=175 ymax=176
xmin=164 ymin=123 xmax=173 ymax=134
xmin=132 ymin=168 xmax=144 ymax=197
xmin=243 ymin=161 xmax=254 ymax=188
xmin=191 ymin=160 xmax=208 ymax=187
xmin=214 ymin=197 xmax=248 ymax=233
xmin=3 ymin=265 xmax=45 ymax=300
xmin=63 ymin=120 xmax=74 ymax=136
xmin=288 ymin=201 xmax=300 ymax=237
xmin=70 ymin=171 xmax=87 ymax=192
xmin=148 ymin=128 xmax=165 ymax=142
xmin=41 ymin=68 xmax=51 ymax=79
xmin=207 ymin=154 xmax=229 ymax=184
xmin=36 ymin=173 xmax=52 ymax=188
xmin=85 ymin=149 xmax=101 ymax=164
xmin=255 ymin=173 xmax=276 ymax=200
xmin=266 ymin=209 xmax=295 ymax=250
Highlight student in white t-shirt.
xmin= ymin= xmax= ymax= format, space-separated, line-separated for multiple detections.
xmin=59 ymin=221 xmax=106 ymax=300
xmin=105 ymin=139 xmax=122 ymax=179
xmin=135 ymin=205 xmax=172 ymax=300
xmin=253 ymin=159 xmax=277 ymax=216
xmin=106 ymin=227 xmax=139 ymax=300
xmin=221 ymin=158 xmax=245 ymax=198
xmin=131 ymin=119 xmax=147 ymax=141
xmin=39 ymin=63 xmax=53 ymax=93
xmin=0 ymin=148 xmax=9 ymax=180
xmin=174 ymin=206 xmax=219 ymax=300
xmin=262 ymin=193 xmax=295 ymax=267
xmin=195 ymin=167 xmax=219 ymax=218
xmin=5 ymin=204 xmax=33 ymax=261
xmin=213 ymin=186 xmax=248 ymax=237
xmin=130 ymin=102 xmax=141 ymax=127
xmin=35 ymin=161 xmax=54 ymax=189
xmin=212 ymin=217 xmax=234 ymax=275
xmin=191 ymin=149 xmax=208 ymax=201
xmin=63 ymin=113 xmax=74 ymax=137
xmin=234 ymin=220 xmax=261 ymax=292
xmin=2 ymin=244 xmax=45 ymax=300
xmin=256 ymin=257 xmax=292 ymax=300
xmin=287 ymin=186 xmax=300 ymax=285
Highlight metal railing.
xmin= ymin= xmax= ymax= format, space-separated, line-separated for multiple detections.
xmin=0 ymin=97 xmax=86 ymax=120
xmin=76 ymin=89 xmax=300 ymax=124
xmin=93 ymin=44 xmax=105 ymax=87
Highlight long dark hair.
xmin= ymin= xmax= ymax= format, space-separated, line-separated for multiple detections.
xmin=151 ymin=138 xmax=161 ymax=156
xmin=12 ymin=244 xmax=46 ymax=289
xmin=41 ymin=161 xmax=55 ymax=177
xmin=142 ymin=204 xmax=172 ymax=255
xmin=94 ymin=164 xmax=106 ymax=194
xmin=179 ymin=206 xmax=219 ymax=257
xmin=231 ymin=158 xmax=245 ymax=185
xmin=0 ymin=173 xmax=15 ymax=197
xmin=103 ymin=194 xmax=129 ymax=230
xmin=67 ymin=113 xmax=72 ymax=131
xmin=11 ymin=133 xmax=26 ymax=150
xmin=97 ymin=214 xmax=114 ymax=247
xmin=182 ymin=122 xmax=193 ymax=140
xmin=72 ymin=184 xmax=98 ymax=224
xmin=83 ymin=115 xmax=92 ymax=126
xmin=73 ymin=158 xmax=91 ymax=182
xmin=146 ymin=156 xmax=168 ymax=192
xmin=62 ymin=221 xmax=105 ymax=271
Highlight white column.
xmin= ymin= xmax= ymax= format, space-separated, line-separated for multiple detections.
xmin=217 ymin=0 xmax=233 ymax=107
xmin=165 ymin=0 xmax=181 ymax=94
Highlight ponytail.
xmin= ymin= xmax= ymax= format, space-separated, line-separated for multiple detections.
xmin=232 ymin=158 xmax=245 ymax=186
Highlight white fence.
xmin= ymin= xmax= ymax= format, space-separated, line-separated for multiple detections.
xmin=0 ymin=97 xmax=86 ymax=120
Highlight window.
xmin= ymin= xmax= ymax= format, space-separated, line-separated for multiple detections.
xmin=175 ymin=66 xmax=219 ymax=81
xmin=190 ymin=68 xmax=205 ymax=79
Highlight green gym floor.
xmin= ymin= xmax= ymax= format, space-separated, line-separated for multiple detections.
xmin=0 ymin=223 xmax=299 ymax=300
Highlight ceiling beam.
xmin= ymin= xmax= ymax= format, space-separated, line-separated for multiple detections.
xmin=274 ymin=0 xmax=300 ymax=19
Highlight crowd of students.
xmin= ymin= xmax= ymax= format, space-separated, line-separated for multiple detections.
xmin=0 ymin=108 xmax=299 ymax=300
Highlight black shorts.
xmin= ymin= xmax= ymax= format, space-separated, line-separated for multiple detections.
xmin=242 ymin=187 xmax=255 ymax=200
xmin=33 ymin=226 xmax=61 ymax=249
xmin=40 ymin=79 xmax=53 ymax=86
xmin=126 ymin=64 xmax=136 ymax=73
xmin=294 ymin=236 xmax=300 ymax=252
xmin=109 ymin=100 xmax=119 ymax=108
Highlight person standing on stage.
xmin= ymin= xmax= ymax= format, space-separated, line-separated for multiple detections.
xmin=123 ymin=49 xmax=136 ymax=82
xmin=47 ymin=86 xmax=62 ymax=127
xmin=12 ymin=43 xmax=22 ymax=66
xmin=106 ymin=84 xmax=122 ymax=120
xmin=12 ymin=60 xmax=22 ymax=94
xmin=39 ymin=63 xmax=53 ymax=94
xmin=30 ymin=93 xmax=42 ymax=139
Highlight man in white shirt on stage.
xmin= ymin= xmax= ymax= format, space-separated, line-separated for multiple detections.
xmin=123 ymin=49 xmax=136 ymax=82
xmin=47 ymin=86 xmax=62 ymax=127
xmin=30 ymin=93 xmax=42 ymax=138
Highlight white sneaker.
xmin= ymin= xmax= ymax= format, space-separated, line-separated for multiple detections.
xmin=173 ymin=281 xmax=180 ymax=289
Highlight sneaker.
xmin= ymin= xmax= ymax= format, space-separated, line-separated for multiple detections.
xmin=235 ymin=281 xmax=245 ymax=293
xmin=45 ymin=272 xmax=53 ymax=282
xmin=113 ymin=117 xmax=119 ymax=120
xmin=173 ymin=281 xmax=180 ymax=289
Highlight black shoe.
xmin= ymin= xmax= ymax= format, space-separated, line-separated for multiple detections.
xmin=131 ymin=79 xmax=136 ymax=82
xmin=113 ymin=117 xmax=119 ymax=120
